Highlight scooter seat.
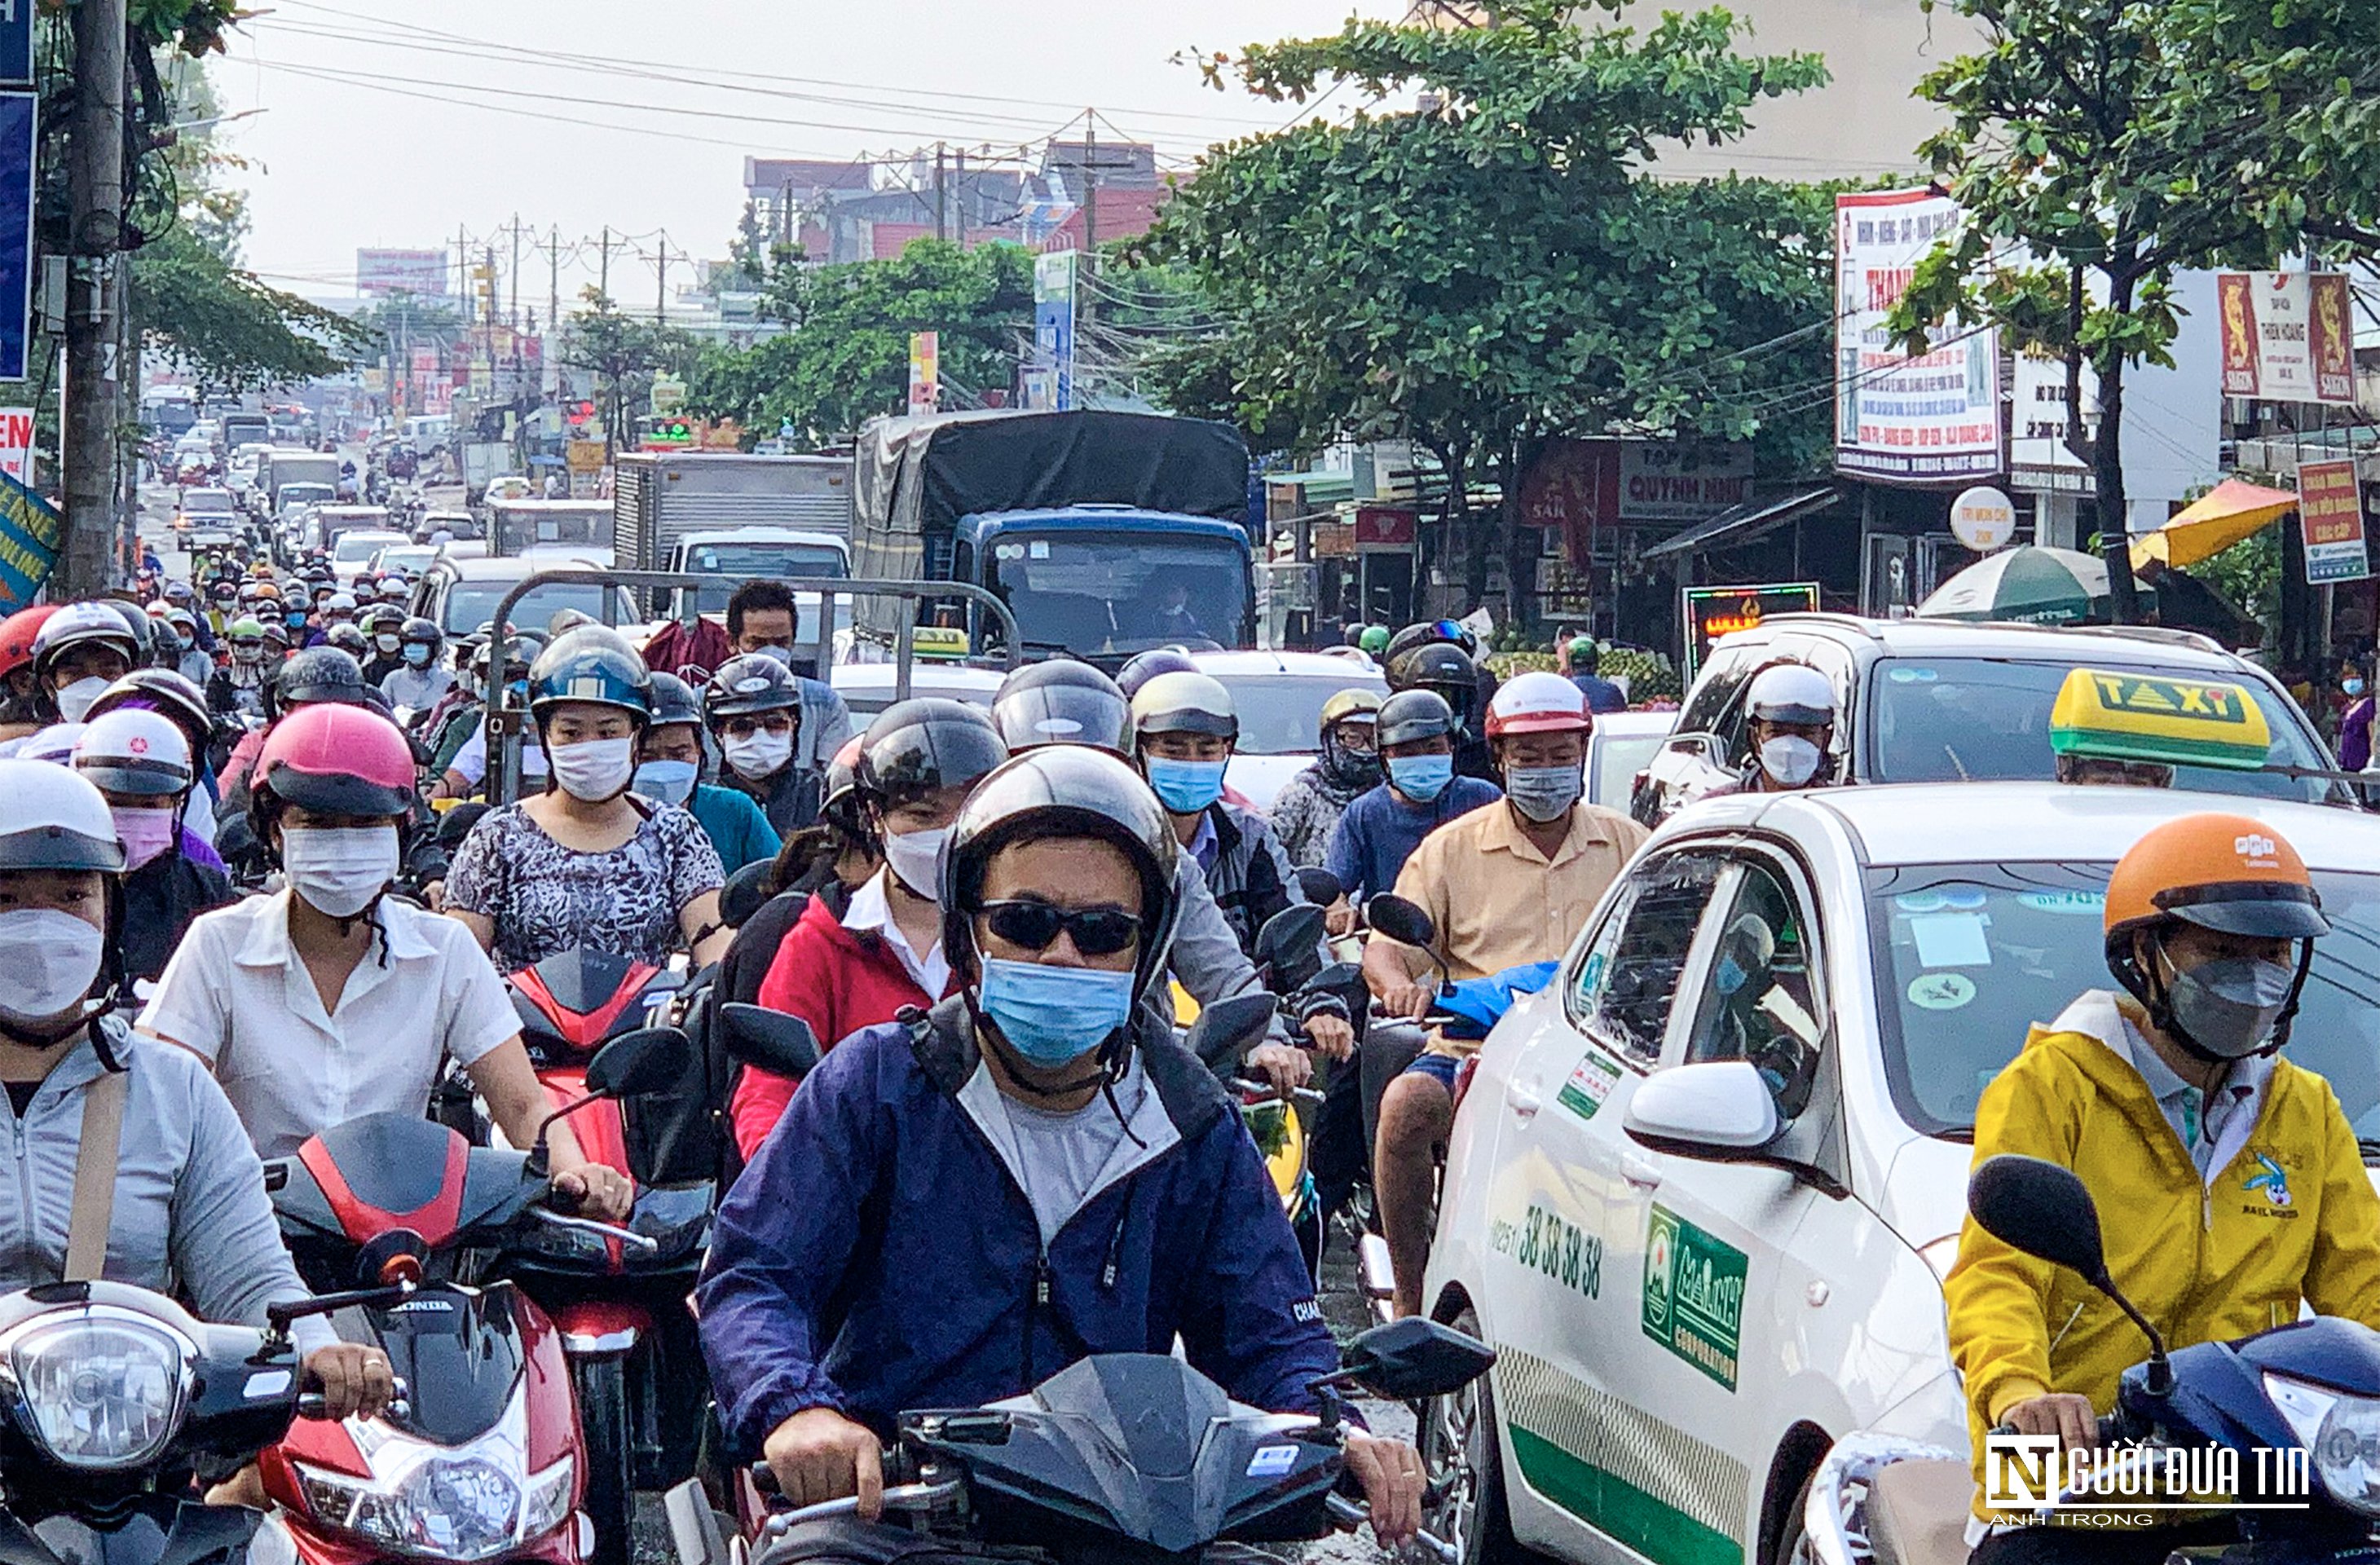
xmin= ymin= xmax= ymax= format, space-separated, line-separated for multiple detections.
xmin=1867 ymin=1457 xmax=1975 ymax=1565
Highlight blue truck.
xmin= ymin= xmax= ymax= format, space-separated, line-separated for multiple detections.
xmin=849 ymin=408 xmax=1254 ymax=668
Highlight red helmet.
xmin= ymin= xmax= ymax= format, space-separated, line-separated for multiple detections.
xmin=253 ymin=703 xmax=417 ymax=821
xmin=0 ymin=604 xmax=61 ymax=679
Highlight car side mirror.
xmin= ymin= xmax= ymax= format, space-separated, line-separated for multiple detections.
xmin=1333 ymin=1317 xmax=1497 ymax=1401
xmin=1622 ymin=1060 xmax=1780 ymax=1154
xmin=720 ymin=1003 xmax=822 ymax=1082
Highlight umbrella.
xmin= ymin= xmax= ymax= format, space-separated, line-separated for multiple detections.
xmin=2131 ymin=478 xmax=2298 ymax=572
xmin=1915 ymin=545 xmax=2154 ymax=626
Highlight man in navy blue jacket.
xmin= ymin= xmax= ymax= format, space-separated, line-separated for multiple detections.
xmin=699 ymin=747 xmax=1426 ymax=1548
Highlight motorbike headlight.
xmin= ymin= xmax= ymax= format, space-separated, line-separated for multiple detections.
xmin=7 ymin=1318 xmax=187 ymax=1470
xmin=522 ymin=1455 xmax=575 ymax=1541
xmin=2265 ymin=1372 xmax=2380 ymax=1516
xmin=295 ymin=1457 xmax=523 ymax=1561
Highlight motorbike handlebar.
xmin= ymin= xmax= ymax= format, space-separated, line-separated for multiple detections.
xmin=1323 ymin=1492 xmax=1456 ymax=1563
xmin=298 ymin=1374 xmax=412 ymax=1423
xmin=531 ymin=1206 xmax=659 ymax=1256
xmin=1230 ymin=1077 xmax=1327 ymax=1110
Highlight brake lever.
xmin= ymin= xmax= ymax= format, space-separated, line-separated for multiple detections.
xmin=1324 ymin=1493 xmax=1456 ymax=1563
xmin=759 ymin=1478 xmax=963 ymax=1536
xmin=532 ymin=1206 xmax=659 ymax=1256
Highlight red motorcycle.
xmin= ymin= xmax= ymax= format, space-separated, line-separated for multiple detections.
xmin=261 ymin=1029 xmax=685 ymax=1565
xmin=504 ymin=950 xmax=717 ymax=1565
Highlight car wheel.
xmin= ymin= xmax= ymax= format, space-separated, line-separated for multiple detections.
xmin=1422 ymin=1307 xmax=1543 ymax=1564
xmin=1776 ymin=1463 xmax=1821 ymax=1565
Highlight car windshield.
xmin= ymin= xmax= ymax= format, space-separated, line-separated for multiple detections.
xmin=981 ymin=531 xmax=1246 ymax=656
xmin=684 ymin=543 xmax=849 ymax=615
xmin=1592 ymin=730 xmax=1671 ymax=807
xmin=334 ymin=533 xmax=402 ymax=562
xmin=280 ymin=485 xmax=333 ymax=509
xmin=1863 ymin=656 xmax=2337 ymax=805
xmin=374 ymin=548 xmax=436 ymax=574
xmin=1871 ymin=862 xmax=2380 ymax=1140
xmin=444 ymin=580 xmax=637 ymax=636
xmin=1211 ymin=674 xmax=1388 ymax=755
xmin=183 ymin=489 xmax=232 ymax=511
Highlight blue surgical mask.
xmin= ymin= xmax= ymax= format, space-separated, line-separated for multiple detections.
xmin=403 ymin=642 xmax=433 ymax=668
xmin=1386 ymin=753 xmax=1455 ymax=804
xmin=285 ymin=611 xmax=307 ymax=628
xmin=2348 ymin=678 xmax=2368 ymax=697
xmin=633 ymin=758 xmax=699 ymax=807
xmin=1144 ymin=756 xmax=1226 ymax=814
xmin=976 ymin=956 xmax=1136 ymax=1067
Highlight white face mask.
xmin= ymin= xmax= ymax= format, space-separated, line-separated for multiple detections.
xmin=55 ymin=677 xmax=110 ymax=725
xmin=1759 ymin=734 xmax=1823 ymax=787
xmin=881 ymin=825 xmax=948 ymax=901
xmin=549 ymin=735 xmax=637 ymax=802
xmin=374 ymin=633 xmax=402 ymax=655
xmin=280 ymin=825 xmax=399 ymax=919
xmin=0 ymin=909 xmax=106 ymax=1029
xmin=724 ymin=729 xmax=793 ymax=782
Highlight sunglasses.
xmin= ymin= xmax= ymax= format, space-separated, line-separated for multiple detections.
xmin=978 ymin=898 xmax=1143 ymax=958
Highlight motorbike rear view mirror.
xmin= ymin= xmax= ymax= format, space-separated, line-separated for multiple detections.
xmin=720 ymin=1003 xmax=822 ymax=1082
xmin=584 ymin=1026 xmax=691 ymax=1100
xmin=1969 ymin=1154 xmax=2173 ymax=1395
xmin=1254 ymin=904 xmax=1327 ymax=979
xmin=1330 ymin=1318 xmax=1497 ymax=1402
xmin=1186 ymin=994 xmax=1279 ymax=1073
xmin=1364 ymin=893 xmax=1435 ymax=952
xmin=1295 ymin=866 xmax=1344 ymax=908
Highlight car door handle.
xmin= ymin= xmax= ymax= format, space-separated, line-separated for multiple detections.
xmin=1620 ymin=1155 xmax=1663 ymax=1192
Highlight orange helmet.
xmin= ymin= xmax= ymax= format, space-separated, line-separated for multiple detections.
xmin=2104 ymin=813 xmax=2329 ymax=943
xmin=0 ymin=604 xmax=60 ymax=679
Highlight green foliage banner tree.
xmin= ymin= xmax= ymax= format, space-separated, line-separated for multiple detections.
xmin=563 ymin=291 xmax=703 ymax=454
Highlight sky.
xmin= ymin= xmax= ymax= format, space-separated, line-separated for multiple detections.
xmin=209 ymin=1 xmax=1391 ymax=308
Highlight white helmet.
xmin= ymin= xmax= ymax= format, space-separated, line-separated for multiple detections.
xmin=0 ymin=760 xmax=126 ymax=872
xmin=19 ymin=724 xmax=86 ymax=766
xmin=1130 ymin=671 xmax=1238 ymax=742
xmin=1746 ymin=663 xmax=1836 ymax=726
xmin=73 ymin=708 xmax=192 ymax=798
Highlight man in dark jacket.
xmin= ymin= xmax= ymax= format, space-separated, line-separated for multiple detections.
xmin=697 ymin=747 xmax=1425 ymax=1550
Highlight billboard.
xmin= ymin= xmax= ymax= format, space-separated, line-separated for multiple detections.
xmin=0 ymin=0 xmax=29 ymax=88
xmin=2009 ymin=348 xmax=2096 ymax=495
xmin=0 ymin=406 xmax=30 ymax=483
xmin=1835 ymin=189 xmax=2001 ymax=484
xmin=355 ymin=248 xmax=451 ymax=297
xmin=0 ymin=465 xmax=60 ymax=610
xmin=0 ymin=93 xmax=31 ymax=381
xmin=907 ymin=330 xmax=939 ymax=416
xmin=1029 ymin=251 xmax=1075 ymax=411
xmin=2298 ymin=459 xmax=2368 ymax=584
xmin=1681 ymin=581 xmax=1821 ymax=678
xmin=2218 ymin=271 xmax=2353 ymax=403
xmin=1519 ymin=438 xmax=1753 ymax=566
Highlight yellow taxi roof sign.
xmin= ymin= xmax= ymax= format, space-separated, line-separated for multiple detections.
xmin=2049 ymin=668 xmax=2271 ymax=771
xmin=910 ymin=625 xmax=970 ymax=661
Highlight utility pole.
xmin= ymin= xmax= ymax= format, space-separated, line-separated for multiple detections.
xmin=61 ymin=0 xmax=128 ymax=594
xmin=935 ymin=143 xmax=947 ymax=243
xmin=655 ymin=231 xmax=668 ymax=324
xmin=509 ymin=218 xmax=523 ymax=332
xmin=456 ymin=225 xmax=469 ymax=306
xmin=598 ymin=226 xmax=611 ymax=303
xmin=1079 ymin=114 xmax=1098 ymax=333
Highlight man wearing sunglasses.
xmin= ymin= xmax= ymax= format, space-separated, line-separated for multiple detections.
xmin=699 ymin=746 xmax=1430 ymax=1553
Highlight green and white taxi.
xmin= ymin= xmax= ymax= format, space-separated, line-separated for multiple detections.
xmin=1418 ymin=685 xmax=2380 ymax=1565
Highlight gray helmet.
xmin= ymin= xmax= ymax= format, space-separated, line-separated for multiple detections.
xmin=703 ymin=653 xmax=801 ymax=721
xmin=1376 ymin=688 xmax=1457 ymax=749
xmin=1129 ymin=671 xmax=1237 ymax=744
xmin=646 ymin=671 xmax=705 ymax=730
xmin=858 ymin=699 xmax=1007 ymax=808
xmin=991 ymin=659 xmax=1131 ymax=756
xmin=938 ymin=747 xmax=1182 ymax=1010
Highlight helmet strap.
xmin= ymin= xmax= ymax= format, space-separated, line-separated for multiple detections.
xmin=2113 ymin=926 xmax=2315 ymax=1066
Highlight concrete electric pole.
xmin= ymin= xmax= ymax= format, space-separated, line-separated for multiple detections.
xmin=60 ymin=0 xmax=128 ymax=595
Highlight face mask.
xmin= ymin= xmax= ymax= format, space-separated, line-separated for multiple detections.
xmin=1386 ymin=753 xmax=1455 ymax=804
xmin=280 ymin=825 xmax=399 ymax=919
xmin=882 ymin=825 xmax=948 ymax=900
xmin=632 ymin=758 xmax=699 ymax=807
xmin=549 ymin=735 xmax=637 ymax=802
xmin=374 ymin=633 xmax=401 ymax=655
xmin=724 ymin=729 xmax=793 ymax=782
xmin=55 ymin=677 xmax=110 ymax=725
xmin=1759 ymin=735 xmax=1823 ymax=787
xmin=1324 ymin=737 xmax=1381 ymax=791
xmin=0 ymin=909 xmax=106 ymax=1029
xmin=232 ymin=645 xmax=262 ymax=664
xmin=747 ymin=644 xmax=794 ymax=668
xmin=1144 ymin=756 xmax=1227 ymax=814
xmin=1505 ymin=763 xmax=1583 ymax=823
xmin=976 ymin=955 xmax=1135 ymax=1068
xmin=2165 ymin=954 xmax=2298 ymax=1060
xmin=111 ymin=805 xmax=179 ymax=871
xmin=403 ymin=643 xmax=432 ymax=668
xmin=1715 ymin=954 xmax=1748 ymax=996
xmin=286 ymin=611 xmax=308 ymax=629
xmin=2348 ymin=679 xmax=2368 ymax=697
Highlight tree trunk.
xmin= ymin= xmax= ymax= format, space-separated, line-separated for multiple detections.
xmin=2096 ymin=268 xmax=2138 ymax=625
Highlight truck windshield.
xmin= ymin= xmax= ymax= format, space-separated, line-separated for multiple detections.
xmin=445 ymin=581 xmax=637 ymax=637
xmin=981 ymin=532 xmax=1246 ymax=655
xmin=684 ymin=542 xmax=849 ymax=615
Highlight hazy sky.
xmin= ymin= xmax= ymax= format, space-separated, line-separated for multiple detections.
xmin=212 ymin=1 xmax=1389 ymax=306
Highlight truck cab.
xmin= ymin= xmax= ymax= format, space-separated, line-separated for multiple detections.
xmin=951 ymin=508 xmax=1252 ymax=660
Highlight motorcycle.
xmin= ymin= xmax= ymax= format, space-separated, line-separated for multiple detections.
xmin=663 ymin=1316 xmax=1495 ymax=1565
xmin=1800 ymin=1153 xmax=2380 ymax=1565
xmin=260 ymin=1027 xmax=689 ymax=1565
xmin=503 ymin=950 xmax=718 ymax=1565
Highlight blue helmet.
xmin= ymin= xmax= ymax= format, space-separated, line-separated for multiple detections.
xmin=526 ymin=626 xmax=652 ymax=726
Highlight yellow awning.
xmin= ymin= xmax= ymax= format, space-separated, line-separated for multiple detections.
xmin=2130 ymin=478 xmax=2299 ymax=571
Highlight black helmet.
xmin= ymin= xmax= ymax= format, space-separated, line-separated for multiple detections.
xmin=526 ymin=628 xmax=652 ymax=725
xmin=857 ymin=699 xmax=1007 ymax=807
xmin=646 ymin=671 xmax=704 ymax=730
xmin=703 ymin=653 xmax=800 ymax=721
xmin=399 ymin=616 xmax=443 ymax=652
xmin=274 ymin=646 xmax=372 ymax=714
xmin=104 ymin=598 xmax=155 ymax=663
xmin=820 ymin=734 xmax=868 ymax=839
xmin=991 ymin=659 xmax=1131 ymax=756
xmin=940 ymin=747 xmax=1182 ymax=1009
xmin=1386 ymin=641 xmax=1481 ymax=730
xmin=1376 ymin=689 xmax=1457 ymax=749
xmin=325 ymin=623 xmax=370 ymax=660
xmin=88 ymin=668 xmax=214 ymax=758
xmin=1382 ymin=619 xmax=1479 ymax=665
xmin=1116 ymin=647 xmax=1197 ymax=701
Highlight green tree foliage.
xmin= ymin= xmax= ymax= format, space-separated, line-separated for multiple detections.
xmin=129 ymin=227 xmax=368 ymax=395
xmin=686 ymin=240 xmax=1033 ymax=446
xmin=1140 ymin=0 xmax=1835 ymax=609
xmin=1887 ymin=0 xmax=2380 ymax=615
xmin=562 ymin=291 xmax=703 ymax=452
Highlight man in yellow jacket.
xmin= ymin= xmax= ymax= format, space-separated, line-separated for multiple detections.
xmin=1946 ymin=812 xmax=2380 ymax=1565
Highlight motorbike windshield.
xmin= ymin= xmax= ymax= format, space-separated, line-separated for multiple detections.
xmin=1871 ymin=863 xmax=2380 ymax=1141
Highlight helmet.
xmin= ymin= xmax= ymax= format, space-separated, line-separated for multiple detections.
xmin=260 ymin=619 xmax=292 ymax=649
xmin=857 ymin=699 xmax=1007 ymax=806
xmin=1384 ymin=619 xmax=1479 ymax=665
xmin=399 ymin=616 xmax=443 ymax=653
xmin=1116 ymin=647 xmax=1197 ymax=701
xmin=87 ymin=670 xmax=214 ymax=756
xmin=73 ymin=708 xmax=192 ymax=798
xmin=163 ymin=580 xmax=194 ymax=604
xmin=991 ymin=659 xmax=1131 ymax=756
xmin=143 ymin=600 xmax=170 ymax=620
xmin=1485 ymin=670 xmax=1592 ymax=738
xmin=31 ymin=602 xmax=139 ymax=684
xmin=1385 ymin=641 xmax=1482 ymax=731
xmin=324 ymin=591 xmax=358 ymax=615
xmin=1357 ymin=625 xmax=1391 ymax=656
xmin=1745 ymin=663 xmax=1836 ymax=726
xmin=325 ymin=623 xmax=370 ymax=659
xmin=1318 ymin=687 xmax=1382 ymax=740
xmin=702 ymin=653 xmax=800 ymax=721
xmin=0 ymin=760 xmax=124 ymax=873
xmin=1567 ymin=635 xmax=1598 ymax=669
xmin=1130 ymin=671 xmax=1237 ymax=743
xmin=20 ymin=724 xmax=85 ymax=765
xmin=2105 ymin=814 xmax=2329 ymax=945
xmin=226 ymin=616 xmax=267 ymax=642
xmin=377 ymin=577 xmax=409 ymax=601
xmin=361 ymin=605 xmax=404 ymax=636
xmin=646 ymin=671 xmax=704 ymax=730
xmin=0 ymin=605 xmax=61 ymax=678
xmin=275 ymin=647 xmax=372 ymax=712
xmin=104 ymin=600 xmax=154 ymax=661
xmin=819 ymin=734 xmax=868 ymax=837
xmin=1375 ymin=689 xmax=1457 ymax=749
xmin=939 ymin=747 xmax=1182 ymax=1008
xmin=253 ymin=703 xmax=418 ymax=823
xmin=526 ymin=629 xmax=651 ymax=725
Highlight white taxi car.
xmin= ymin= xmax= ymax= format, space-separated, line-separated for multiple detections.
xmin=1419 ymin=779 xmax=2380 ymax=1565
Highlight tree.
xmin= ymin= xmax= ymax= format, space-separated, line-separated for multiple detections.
xmin=129 ymin=228 xmax=368 ymax=396
xmin=1142 ymin=0 xmax=1834 ymax=614
xmin=686 ymin=240 xmax=1034 ymax=445
xmin=1887 ymin=0 xmax=2380 ymax=620
xmin=563 ymin=290 xmax=702 ymax=456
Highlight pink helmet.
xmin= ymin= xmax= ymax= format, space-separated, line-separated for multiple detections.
xmin=253 ymin=703 xmax=416 ymax=821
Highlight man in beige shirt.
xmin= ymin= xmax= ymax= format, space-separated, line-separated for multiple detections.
xmin=1363 ymin=672 xmax=1650 ymax=1316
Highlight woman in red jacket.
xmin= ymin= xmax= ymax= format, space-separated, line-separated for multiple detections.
xmin=736 ymin=699 xmax=1008 ymax=1156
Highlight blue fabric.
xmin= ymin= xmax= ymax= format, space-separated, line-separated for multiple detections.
xmin=1570 ymin=673 xmax=1629 ymax=714
xmin=690 ymin=783 xmax=782 ymax=876
xmin=1401 ymin=1050 xmax=1461 ymax=1090
xmin=697 ymin=1010 xmax=1340 ymax=1450
xmin=1322 ymin=777 xmax=1502 ymax=903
